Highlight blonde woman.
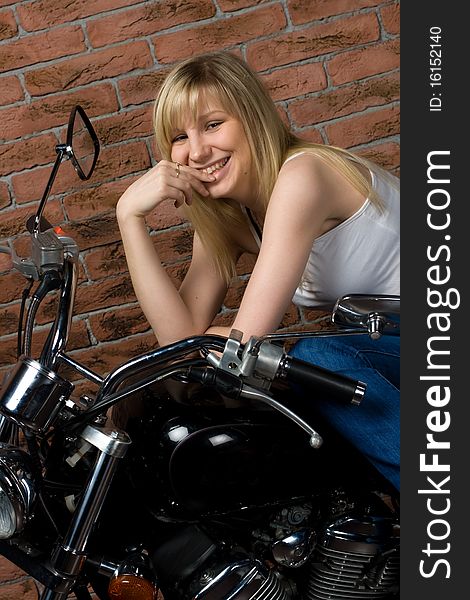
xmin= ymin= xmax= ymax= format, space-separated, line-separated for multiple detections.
xmin=116 ymin=52 xmax=400 ymax=490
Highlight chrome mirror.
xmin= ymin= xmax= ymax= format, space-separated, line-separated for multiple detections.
xmin=31 ymin=105 xmax=100 ymax=234
xmin=66 ymin=105 xmax=100 ymax=181
xmin=332 ymin=294 xmax=400 ymax=339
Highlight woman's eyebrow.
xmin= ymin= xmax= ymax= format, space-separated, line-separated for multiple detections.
xmin=197 ymin=110 xmax=226 ymax=119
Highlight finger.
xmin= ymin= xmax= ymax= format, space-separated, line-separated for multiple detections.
xmin=173 ymin=163 xmax=216 ymax=184
xmin=171 ymin=173 xmax=207 ymax=201
xmin=173 ymin=190 xmax=187 ymax=209
xmin=171 ymin=179 xmax=194 ymax=204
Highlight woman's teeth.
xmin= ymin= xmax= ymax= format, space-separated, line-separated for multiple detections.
xmin=203 ymin=157 xmax=229 ymax=175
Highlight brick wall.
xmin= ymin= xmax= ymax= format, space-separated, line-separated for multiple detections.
xmin=0 ymin=0 xmax=399 ymax=593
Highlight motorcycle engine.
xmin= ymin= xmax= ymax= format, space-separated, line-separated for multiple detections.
xmin=187 ymin=557 xmax=289 ymax=600
xmin=303 ymin=514 xmax=399 ymax=599
xmin=152 ymin=524 xmax=290 ymax=600
xmin=151 ymin=508 xmax=399 ymax=600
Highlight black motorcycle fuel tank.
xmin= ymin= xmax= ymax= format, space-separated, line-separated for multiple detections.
xmin=167 ymin=418 xmax=349 ymax=514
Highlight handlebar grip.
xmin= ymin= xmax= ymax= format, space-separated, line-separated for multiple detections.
xmin=280 ymin=355 xmax=366 ymax=406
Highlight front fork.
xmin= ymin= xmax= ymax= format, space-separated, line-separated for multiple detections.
xmin=39 ymin=425 xmax=130 ymax=600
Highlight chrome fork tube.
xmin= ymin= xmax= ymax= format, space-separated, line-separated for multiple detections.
xmin=0 ymin=414 xmax=13 ymax=443
xmin=39 ymin=427 xmax=130 ymax=600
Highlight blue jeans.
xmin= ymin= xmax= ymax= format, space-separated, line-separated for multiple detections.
xmin=290 ymin=334 xmax=400 ymax=491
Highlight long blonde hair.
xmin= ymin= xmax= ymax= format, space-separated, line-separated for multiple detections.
xmin=153 ymin=51 xmax=388 ymax=283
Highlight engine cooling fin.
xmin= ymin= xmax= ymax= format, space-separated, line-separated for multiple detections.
xmin=305 ymin=545 xmax=399 ymax=599
xmin=304 ymin=514 xmax=399 ymax=599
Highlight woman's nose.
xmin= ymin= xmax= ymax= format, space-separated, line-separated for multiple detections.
xmin=189 ymin=134 xmax=210 ymax=164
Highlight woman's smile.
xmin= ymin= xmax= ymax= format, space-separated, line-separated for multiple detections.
xmin=170 ymin=98 xmax=256 ymax=204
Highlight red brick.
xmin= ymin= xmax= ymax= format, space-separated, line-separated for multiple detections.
xmin=0 ymin=83 xmax=118 ymax=141
xmin=223 ymin=277 xmax=248 ymax=309
xmin=88 ymin=0 xmax=215 ymax=48
xmin=23 ymin=314 xmax=87 ymax=349
xmin=118 ymin=68 xmax=171 ymax=107
xmin=325 ymin=105 xmax=400 ymax=148
xmin=68 ymin=332 xmax=158 ymax=376
xmin=39 ymin=319 xmax=90 ymax=350
xmin=0 ymin=251 xmax=12 ymax=272
xmin=0 ymin=557 xmax=25 ymax=581
xmin=37 ymin=274 xmax=136 ymax=323
xmin=381 ymin=2 xmax=400 ymax=35
xmin=212 ymin=300 xmax=300 ymax=331
xmin=166 ymin=260 xmax=190 ymax=286
xmin=12 ymin=141 xmax=150 ymax=203
xmin=64 ymin=176 xmax=138 ymax=221
xmin=356 ymin=141 xmax=400 ymax=171
xmin=261 ymin=61 xmax=327 ymax=102
xmin=299 ymin=306 xmax=331 ymax=326
xmin=246 ymin=13 xmax=379 ymax=71
xmin=84 ymin=242 xmax=127 ymax=280
xmin=0 ymin=26 xmax=85 ymax=73
xmin=154 ymin=4 xmax=286 ymax=63
xmin=93 ymin=106 xmax=154 ymax=146
xmin=0 ymin=577 xmax=38 ymax=599
xmin=0 ymin=180 xmax=10 ymax=208
xmin=16 ymin=0 xmax=138 ymax=32
xmin=91 ymin=141 xmax=151 ymax=188
xmin=0 ymin=319 xmax=90 ymax=365
xmin=279 ymin=302 xmax=301 ymax=329
xmin=75 ymin=275 xmax=136 ymax=315
xmin=0 ymin=75 xmax=23 ymax=105
xmin=294 ymin=128 xmax=324 ymax=144
xmin=211 ymin=308 xmax=237 ymax=328
xmin=0 ymin=302 xmax=21 ymax=336
xmin=287 ymin=0 xmax=380 ymax=25
xmin=236 ymin=252 xmax=256 ymax=275
xmin=146 ymin=199 xmax=186 ymax=232
xmin=24 ymin=42 xmax=153 ymax=97
xmin=276 ymin=103 xmax=290 ymax=128
xmin=0 ymin=8 xmax=17 ymax=41
xmin=89 ymin=305 xmax=149 ymax=342
xmin=59 ymin=211 xmax=121 ymax=252
xmin=0 ymin=133 xmax=58 ymax=176
xmin=0 ymin=333 xmax=16 ymax=366
xmin=327 ymin=39 xmax=400 ymax=85
xmin=153 ymin=226 xmax=194 ymax=264
xmin=219 ymin=0 xmax=267 ymax=11
xmin=289 ymin=72 xmax=399 ymax=126
xmin=0 ymin=199 xmax=62 ymax=240
xmin=0 ymin=270 xmax=29 ymax=304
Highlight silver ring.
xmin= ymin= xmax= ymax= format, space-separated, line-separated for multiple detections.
xmin=175 ymin=162 xmax=181 ymax=178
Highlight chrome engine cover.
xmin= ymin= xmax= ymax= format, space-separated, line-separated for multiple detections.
xmin=305 ymin=514 xmax=399 ymax=599
xmin=191 ymin=558 xmax=288 ymax=600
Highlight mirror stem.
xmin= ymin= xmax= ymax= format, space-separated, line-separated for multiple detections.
xmin=32 ymin=145 xmax=68 ymax=234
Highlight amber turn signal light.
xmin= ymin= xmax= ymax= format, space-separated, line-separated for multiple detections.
xmin=108 ymin=574 xmax=158 ymax=600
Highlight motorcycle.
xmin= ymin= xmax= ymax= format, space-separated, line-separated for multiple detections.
xmin=0 ymin=106 xmax=400 ymax=600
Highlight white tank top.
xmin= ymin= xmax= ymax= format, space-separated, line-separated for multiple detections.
xmin=241 ymin=152 xmax=400 ymax=308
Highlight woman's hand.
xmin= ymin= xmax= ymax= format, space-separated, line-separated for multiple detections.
xmin=117 ymin=160 xmax=215 ymax=219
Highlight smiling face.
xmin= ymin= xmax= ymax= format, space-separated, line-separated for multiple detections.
xmin=170 ymin=96 xmax=257 ymax=206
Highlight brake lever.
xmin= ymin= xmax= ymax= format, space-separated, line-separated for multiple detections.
xmin=189 ymin=365 xmax=323 ymax=448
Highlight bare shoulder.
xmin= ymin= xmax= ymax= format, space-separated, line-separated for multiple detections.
xmin=270 ymin=152 xmax=337 ymax=215
xmin=278 ymin=151 xmax=347 ymax=189
xmin=274 ymin=151 xmax=368 ymax=222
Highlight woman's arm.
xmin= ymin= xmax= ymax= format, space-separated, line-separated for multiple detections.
xmin=117 ymin=161 xmax=227 ymax=346
xmin=210 ymin=154 xmax=366 ymax=341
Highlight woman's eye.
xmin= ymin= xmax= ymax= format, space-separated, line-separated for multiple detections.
xmin=207 ymin=121 xmax=222 ymax=130
xmin=172 ymin=133 xmax=187 ymax=143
